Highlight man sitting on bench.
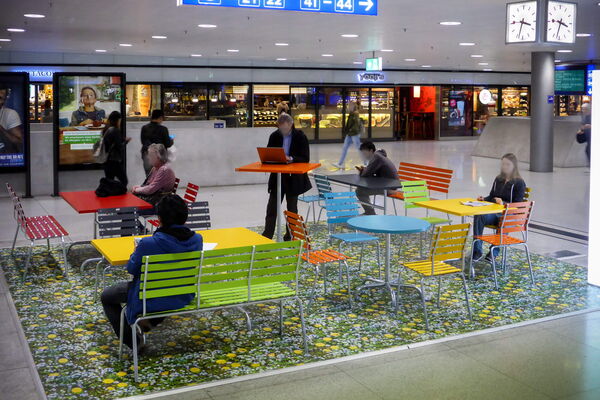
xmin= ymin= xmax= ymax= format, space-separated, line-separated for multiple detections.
xmin=101 ymin=194 xmax=203 ymax=351
xmin=355 ymin=141 xmax=399 ymax=215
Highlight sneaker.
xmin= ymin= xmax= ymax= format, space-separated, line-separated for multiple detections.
xmin=332 ymin=163 xmax=345 ymax=170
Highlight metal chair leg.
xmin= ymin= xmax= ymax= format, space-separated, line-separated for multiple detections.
xmin=436 ymin=276 xmax=442 ymax=308
xmin=118 ymin=307 xmax=126 ymax=356
xmin=460 ymin=273 xmax=473 ymax=320
xmin=132 ymin=323 xmax=139 ymax=382
xmin=524 ymin=244 xmax=535 ymax=285
xmin=22 ymin=240 xmax=34 ymax=282
xmin=10 ymin=225 xmax=19 ymax=255
xmin=323 ymin=263 xmax=328 ymax=295
xmin=296 ymin=297 xmax=309 ymax=354
xmin=236 ymin=306 xmax=252 ymax=331
xmin=490 ymin=245 xmax=499 ymax=289
xmin=469 ymin=240 xmax=478 ymax=279
xmin=279 ymin=301 xmax=284 ymax=336
xmin=420 ymin=279 xmax=430 ymax=330
xmin=60 ymin=236 xmax=69 ymax=278
xmin=359 ymin=243 xmax=364 ymax=271
xmin=343 ymin=260 xmax=353 ymax=308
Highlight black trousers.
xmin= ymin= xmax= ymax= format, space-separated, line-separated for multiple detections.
xmin=104 ymin=160 xmax=128 ymax=186
xmin=262 ymin=191 xmax=298 ymax=240
xmin=356 ymin=188 xmax=383 ymax=215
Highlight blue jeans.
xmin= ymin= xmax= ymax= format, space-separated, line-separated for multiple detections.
xmin=473 ymin=213 xmax=501 ymax=257
xmin=338 ymin=134 xmax=361 ymax=165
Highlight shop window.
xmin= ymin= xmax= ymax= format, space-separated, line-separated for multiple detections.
xmin=126 ymin=84 xmax=161 ymax=121
xmin=208 ymin=84 xmax=249 ymax=127
xmin=163 ymin=85 xmax=208 ymax=120
xmin=319 ymin=88 xmax=345 ymax=140
xmin=440 ymin=86 xmax=474 ymax=137
xmin=556 ymin=94 xmax=590 ymax=116
xmin=290 ymin=87 xmax=317 ymax=140
xmin=473 ymin=87 xmax=499 ymax=134
xmin=29 ymin=84 xmax=53 ymax=123
xmin=371 ymin=88 xmax=394 ymax=139
xmin=253 ymin=84 xmax=290 ymax=127
xmin=501 ymin=87 xmax=529 ymax=117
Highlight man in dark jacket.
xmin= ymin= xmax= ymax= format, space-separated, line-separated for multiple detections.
xmin=100 ymin=195 xmax=203 ymax=350
xmin=262 ymin=113 xmax=312 ymax=240
xmin=355 ymin=141 xmax=399 ymax=215
xmin=141 ymin=110 xmax=173 ymax=175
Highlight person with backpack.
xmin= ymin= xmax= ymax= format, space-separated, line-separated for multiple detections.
xmin=100 ymin=111 xmax=131 ymax=185
xmin=333 ymin=101 xmax=364 ymax=169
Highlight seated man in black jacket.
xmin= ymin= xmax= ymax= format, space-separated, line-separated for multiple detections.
xmin=140 ymin=110 xmax=173 ymax=176
xmin=473 ymin=153 xmax=526 ymax=263
xmin=262 ymin=113 xmax=312 ymax=241
xmin=356 ymin=141 xmax=399 ymax=215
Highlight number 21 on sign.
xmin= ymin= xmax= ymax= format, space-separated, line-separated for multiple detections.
xmin=301 ymin=0 xmax=320 ymax=10
xmin=336 ymin=0 xmax=354 ymax=12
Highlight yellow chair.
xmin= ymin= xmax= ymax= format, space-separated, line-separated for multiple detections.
xmin=396 ymin=223 xmax=472 ymax=330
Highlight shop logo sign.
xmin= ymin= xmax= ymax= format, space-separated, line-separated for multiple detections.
xmin=357 ymin=72 xmax=385 ymax=83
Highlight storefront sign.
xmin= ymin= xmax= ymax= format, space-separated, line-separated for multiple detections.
xmin=11 ymin=68 xmax=58 ymax=82
xmin=478 ymin=89 xmax=493 ymax=105
xmin=177 ymin=0 xmax=377 ymax=16
xmin=357 ymin=72 xmax=385 ymax=83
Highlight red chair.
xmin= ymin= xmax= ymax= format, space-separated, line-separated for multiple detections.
xmin=6 ymin=183 xmax=70 ymax=281
xmin=147 ymin=182 xmax=199 ymax=230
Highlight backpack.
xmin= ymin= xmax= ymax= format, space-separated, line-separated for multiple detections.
xmin=95 ymin=177 xmax=127 ymax=197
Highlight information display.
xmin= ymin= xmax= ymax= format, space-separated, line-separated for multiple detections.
xmin=55 ymin=74 xmax=125 ymax=167
xmin=0 ymin=73 xmax=27 ymax=168
xmin=555 ymin=69 xmax=586 ymax=94
xmin=177 ymin=0 xmax=377 ymax=16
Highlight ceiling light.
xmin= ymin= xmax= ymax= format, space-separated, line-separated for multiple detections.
xmin=152 ymin=35 xmax=167 ymax=39
xmin=275 ymin=43 xmax=289 ymax=46
xmin=119 ymin=43 xmax=132 ymax=47
xmin=7 ymin=28 xmax=25 ymax=33
xmin=24 ymin=13 xmax=45 ymax=18
xmin=404 ymin=58 xmax=416 ymax=61
xmin=353 ymin=61 xmax=363 ymax=64
xmin=95 ymin=49 xmax=107 ymax=53
xmin=190 ymin=54 xmax=202 ymax=57
xmin=421 ymin=65 xmax=432 ymax=68
xmin=341 ymin=34 xmax=359 ymax=38
xmin=440 ymin=21 xmax=461 ymax=26
xmin=483 ymin=68 xmax=493 ymax=71
xmin=198 ymin=24 xmax=217 ymax=28
xmin=227 ymin=49 xmax=239 ymax=53
xmin=555 ymin=59 xmax=561 ymax=63
xmin=276 ymin=58 xmax=287 ymax=61
xmin=576 ymin=33 xmax=591 ymax=37
xmin=557 ymin=49 xmax=572 ymax=53
xmin=471 ymin=54 xmax=484 ymax=58
xmin=478 ymin=62 xmax=489 ymax=65
xmin=322 ymin=54 xmax=333 ymax=57
xmin=459 ymin=42 xmax=475 ymax=46
xmin=0 ymin=39 xmax=12 ymax=42
xmin=381 ymin=49 xmax=394 ymax=52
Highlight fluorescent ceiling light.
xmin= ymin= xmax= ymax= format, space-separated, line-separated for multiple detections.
xmin=276 ymin=58 xmax=287 ymax=61
xmin=190 ymin=54 xmax=202 ymax=57
xmin=0 ymin=39 xmax=12 ymax=42
xmin=555 ymin=59 xmax=561 ymax=63
xmin=227 ymin=49 xmax=239 ymax=52
xmin=275 ymin=43 xmax=289 ymax=46
xmin=478 ymin=62 xmax=489 ymax=65
xmin=576 ymin=33 xmax=591 ymax=37
xmin=95 ymin=49 xmax=107 ymax=53
xmin=404 ymin=58 xmax=416 ymax=61
xmin=421 ymin=65 xmax=432 ymax=68
xmin=381 ymin=49 xmax=394 ymax=52
xmin=557 ymin=49 xmax=572 ymax=53
xmin=152 ymin=35 xmax=167 ymax=39
xmin=459 ymin=42 xmax=475 ymax=46
xmin=471 ymin=54 xmax=484 ymax=58
xmin=119 ymin=43 xmax=132 ymax=47
xmin=198 ymin=24 xmax=217 ymax=28
xmin=353 ymin=61 xmax=363 ymax=64
xmin=341 ymin=34 xmax=359 ymax=38
xmin=7 ymin=28 xmax=25 ymax=32
xmin=440 ymin=21 xmax=461 ymax=26
xmin=321 ymin=54 xmax=333 ymax=57
xmin=24 ymin=14 xmax=45 ymax=18
xmin=483 ymin=68 xmax=493 ymax=71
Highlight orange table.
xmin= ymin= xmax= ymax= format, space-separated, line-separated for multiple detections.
xmin=236 ymin=162 xmax=321 ymax=241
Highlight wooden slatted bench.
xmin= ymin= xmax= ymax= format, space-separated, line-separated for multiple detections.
xmin=389 ymin=162 xmax=453 ymax=202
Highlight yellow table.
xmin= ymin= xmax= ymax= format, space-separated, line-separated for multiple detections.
xmin=415 ymin=198 xmax=506 ymax=223
xmin=91 ymin=227 xmax=273 ymax=266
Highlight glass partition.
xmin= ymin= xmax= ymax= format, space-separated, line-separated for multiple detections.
xmin=501 ymin=86 xmax=529 ymax=116
xmin=208 ymin=84 xmax=249 ymax=127
xmin=318 ymin=87 xmax=345 ymax=140
xmin=440 ymin=86 xmax=474 ymax=137
xmin=371 ymin=87 xmax=394 ymax=138
xmin=126 ymin=84 xmax=161 ymax=121
xmin=473 ymin=86 xmax=499 ymax=134
xmin=162 ymin=85 xmax=208 ymax=120
xmin=290 ymin=86 xmax=317 ymax=140
xmin=252 ymin=84 xmax=290 ymax=127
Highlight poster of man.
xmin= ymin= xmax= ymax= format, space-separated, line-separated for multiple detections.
xmin=0 ymin=74 xmax=26 ymax=168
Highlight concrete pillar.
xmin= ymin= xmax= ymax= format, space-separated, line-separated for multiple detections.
xmin=530 ymin=51 xmax=555 ymax=172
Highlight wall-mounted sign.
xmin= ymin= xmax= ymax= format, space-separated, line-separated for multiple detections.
xmin=357 ymin=72 xmax=385 ymax=83
xmin=547 ymin=95 xmax=554 ymax=104
xmin=587 ymin=64 xmax=595 ymax=96
xmin=555 ymin=68 xmax=586 ymax=94
xmin=478 ymin=89 xmax=494 ymax=105
xmin=11 ymin=68 xmax=58 ymax=82
xmin=177 ymin=0 xmax=377 ymax=16
xmin=365 ymin=57 xmax=382 ymax=72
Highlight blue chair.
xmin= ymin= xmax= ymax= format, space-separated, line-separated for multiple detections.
xmin=324 ymin=192 xmax=381 ymax=270
xmin=299 ymin=174 xmax=332 ymax=224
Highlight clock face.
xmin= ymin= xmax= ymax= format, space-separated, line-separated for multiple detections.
xmin=546 ymin=1 xmax=576 ymax=43
xmin=506 ymin=1 xmax=538 ymax=43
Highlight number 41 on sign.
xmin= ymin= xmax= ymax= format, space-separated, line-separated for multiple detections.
xmin=177 ymin=0 xmax=378 ymax=16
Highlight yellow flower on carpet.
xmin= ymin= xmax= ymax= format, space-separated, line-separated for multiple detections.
xmin=116 ymin=371 xmax=127 ymax=377
xmin=315 ymin=343 xmax=325 ymax=347
xmin=167 ymin=342 xmax=176 ymax=347
xmin=160 ymin=371 xmax=169 ymax=376
xmin=323 ymin=337 xmax=332 ymax=342
xmin=330 ymin=345 xmax=340 ymax=350
xmin=191 ymin=335 xmax=201 ymax=340
xmin=251 ymin=363 xmax=260 ymax=368
xmin=117 ymin=382 xmax=128 ymax=388
xmin=38 ymin=314 xmax=47 ymax=318
xmin=293 ymin=350 xmax=303 ymax=355
xmin=384 ymin=334 xmax=394 ymax=339
xmin=216 ymin=359 xmax=227 ymax=365
xmin=190 ymin=367 xmax=200 ymax=373
xmin=226 ymin=353 xmax=236 ymax=358
xmin=349 ymin=345 xmax=358 ymax=350
xmin=139 ymin=383 xmax=148 ymax=388
xmin=71 ymin=387 xmax=82 ymax=394
xmin=268 ymin=353 xmax=276 ymax=357
xmin=102 ymin=379 xmax=114 ymax=384
xmin=222 ymin=366 xmax=230 ymax=371
xmin=86 ymin=351 xmax=97 ymax=356
xmin=48 ymin=373 xmax=59 ymax=377
xmin=231 ymin=363 xmax=241 ymax=368
xmin=263 ymin=327 xmax=272 ymax=332
xmin=58 ymin=358 xmax=68 ymax=364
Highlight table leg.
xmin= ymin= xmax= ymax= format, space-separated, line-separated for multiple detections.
xmin=383 ymin=189 xmax=388 ymax=215
xmin=93 ymin=212 xmax=97 ymax=239
xmin=276 ymin=173 xmax=282 ymax=242
xmin=356 ymin=232 xmax=396 ymax=308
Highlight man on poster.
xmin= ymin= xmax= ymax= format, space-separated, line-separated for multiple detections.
xmin=0 ymin=84 xmax=24 ymax=154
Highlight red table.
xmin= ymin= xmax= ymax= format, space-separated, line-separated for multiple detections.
xmin=60 ymin=190 xmax=152 ymax=238
xmin=236 ymin=162 xmax=321 ymax=241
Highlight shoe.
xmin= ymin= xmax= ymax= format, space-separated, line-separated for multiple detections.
xmin=332 ymin=163 xmax=345 ymax=170
xmin=472 ymin=252 xmax=484 ymax=263
xmin=484 ymin=252 xmax=494 ymax=263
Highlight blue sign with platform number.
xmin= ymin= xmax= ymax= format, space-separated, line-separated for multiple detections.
xmin=177 ymin=0 xmax=377 ymax=16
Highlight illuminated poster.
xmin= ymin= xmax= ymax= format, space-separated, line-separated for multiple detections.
xmin=448 ymin=91 xmax=467 ymax=127
xmin=0 ymin=73 xmax=27 ymax=168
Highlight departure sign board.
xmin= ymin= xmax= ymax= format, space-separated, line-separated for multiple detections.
xmin=177 ymin=0 xmax=378 ymax=16
xmin=555 ymin=69 xmax=586 ymax=94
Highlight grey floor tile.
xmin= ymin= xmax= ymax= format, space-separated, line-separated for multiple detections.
xmin=0 ymin=331 xmax=29 ymax=371
xmin=541 ymin=313 xmax=600 ymax=351
xmin=0 ymin=367 xmax=42 ymax=400
xmin=0 ymin=295 xmax=19 ymax=336
xmin=343 ymin=348 xmax=550 ymax=400
xmin=454 ymin=328 xmax=600 ymax=398
xmin=559 ymin=387 xmax=600 ymax=400
xmin=444 ymin=322 xmax=543 ymax=350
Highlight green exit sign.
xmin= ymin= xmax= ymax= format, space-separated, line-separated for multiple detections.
xmin=365 ymin=57 xmax=383 ymax=72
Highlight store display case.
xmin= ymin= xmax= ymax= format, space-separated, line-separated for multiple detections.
xmin=319 ymin=87 xmax=345 ymax=140
xmin=209 ymin=84 xmax=249 ymax=127
xmin=29 ymin=83 xmax=53 ymax=123
xmin=473 ymin=86 xmax=499 ymax=134
xmin=556 ymin=94 xmax=589 ymax=116
xmin=501 ymin=87 xmax=529 ymax=116
xmin=371 ymin=88 xmax=394 ymax=138
xmin=252 ymin=84 xmax=290 ymax=127
xmin=290 ymin=87 xmax=317 ymax=140
xmin=126 ymin=84 xmax=160 ymax=121
xmin=163 ymin=85 xmax=208 ymax=120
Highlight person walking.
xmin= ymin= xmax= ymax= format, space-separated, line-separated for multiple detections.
xmin=141 ymin=109 xmax=173 ymax=176
xmin=102 ymin=111 xmax=131 ymax=186
xmin=333 ymin=101 xmax=363 ymax=169
xmin=261 ymin=113 xmax=312 ymax=241
xmin=576 ymin=103 xmax=592 ymax=163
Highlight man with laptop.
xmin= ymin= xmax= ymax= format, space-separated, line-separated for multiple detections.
xmin=260 ymin=113 xmax=311 ymax=241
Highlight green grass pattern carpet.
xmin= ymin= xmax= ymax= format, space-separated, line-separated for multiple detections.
xmin=1 ymin=224 xmax=599 ymax=399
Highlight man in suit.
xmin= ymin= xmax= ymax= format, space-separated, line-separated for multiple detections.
xmin=262 ymin=113 xmax=312 ymax=240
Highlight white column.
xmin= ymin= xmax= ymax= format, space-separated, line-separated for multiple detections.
xmin=588 ymin=70 xmax=599 ymax=286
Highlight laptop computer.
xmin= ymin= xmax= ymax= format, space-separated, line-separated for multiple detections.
xmin=257 ymin=147 xmax=291 ymax=164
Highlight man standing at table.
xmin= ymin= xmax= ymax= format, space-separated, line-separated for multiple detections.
xmin=262 ymin=113 xmax=311 ymax=241
xmin=356 ymin=141 xmax=398 ymax=215
xmin=141 ymin=110 xmax=173 ymax=176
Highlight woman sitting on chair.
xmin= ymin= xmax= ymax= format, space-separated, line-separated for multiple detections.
xmin=472 ymin=153 xmax=526 ymax=263
xmin=132 ymin=143 xmax=176 ymax=208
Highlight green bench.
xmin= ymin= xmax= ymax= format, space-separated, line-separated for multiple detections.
xmin=118 ymin=241 xmax=308 ymax=381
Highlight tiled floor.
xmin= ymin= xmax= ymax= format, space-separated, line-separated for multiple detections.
xmin=0 ymin=140 xmax=593 ymax=399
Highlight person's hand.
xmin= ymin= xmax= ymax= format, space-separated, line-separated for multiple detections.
xmin=356 ymin=165 xmax=364 ymax=173
xmin=477 ymin=196 xmax=484 ymax=201
xmin=286 ymin=156 xmax=293 ymax=162
xmin=80 ymin=119 xmax=93 ymax=126
xmin=493 ymin=197 xmax=503 ymax=204
xmin=125 ymin=137 xmax=132 ymax=143
xmin=131 ymin=185 xmax=139 ymax=194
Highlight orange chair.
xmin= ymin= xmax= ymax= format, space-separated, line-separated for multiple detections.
xmin=284 ymin=210 xmax=353 ymax=307
xmin=147 ymin=182 xmax=199 ymax=230
xmin=470 ymin=201 xmax=535 ymax=289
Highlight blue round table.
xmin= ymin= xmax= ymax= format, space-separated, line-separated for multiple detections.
xmin=347 ymin=215 xmax=431 ymax=306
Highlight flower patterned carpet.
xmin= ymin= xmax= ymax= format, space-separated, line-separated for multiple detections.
xmin=2 ymin=224 xmax=599 ymax=400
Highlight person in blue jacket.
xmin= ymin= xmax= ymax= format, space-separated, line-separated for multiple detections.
xmin=101 ymin=194 xmax=203 ymax=351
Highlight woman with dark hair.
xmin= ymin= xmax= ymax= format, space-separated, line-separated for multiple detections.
xmin=70 ymin=86 xmax=106 ymax=126
xmin=102 ymin=111 xmax=131 ymax=185
xmin=472 ymin=153 xmax=527 ymax=263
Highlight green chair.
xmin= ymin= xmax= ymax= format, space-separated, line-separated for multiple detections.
xmin=119 ymin=241 xmax=307 ymax=382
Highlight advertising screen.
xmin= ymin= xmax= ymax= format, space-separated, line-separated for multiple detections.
xmin=56 ymin=74 xmax=124 ymax=166
xmin=448 ymin=91 xmax=467 ymax=127
xmin=0 ymin=74 xmax=27 ymax=168
xmin=555 ymin=69 xmax=586 ymax=94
